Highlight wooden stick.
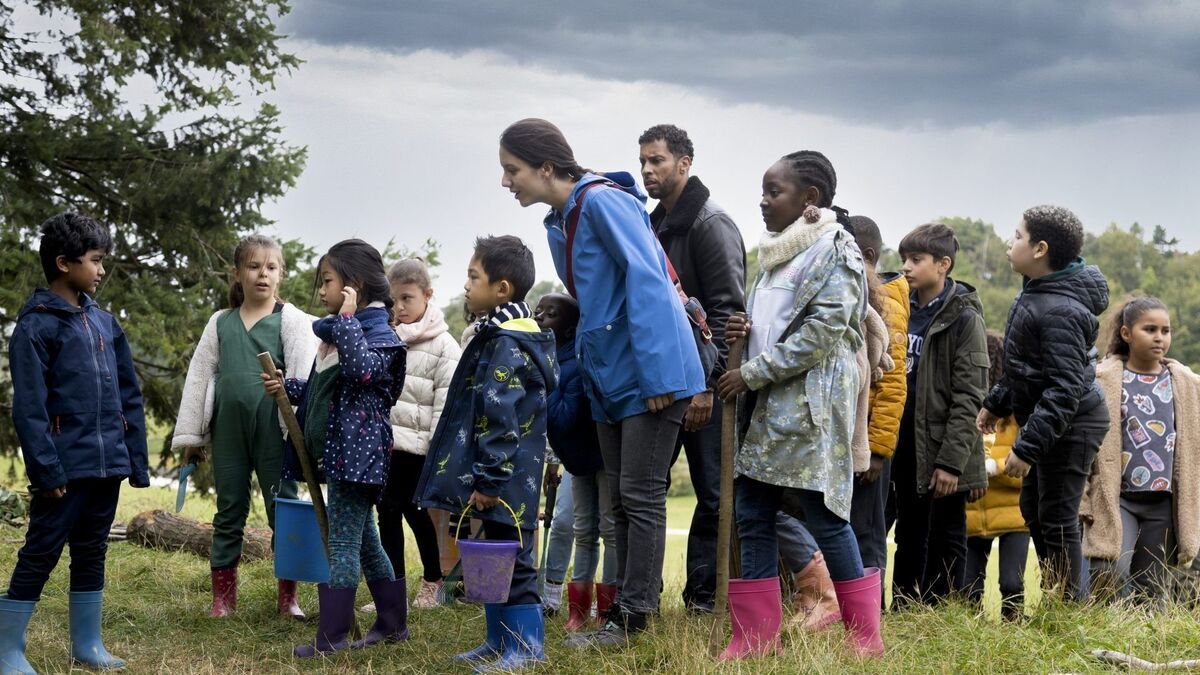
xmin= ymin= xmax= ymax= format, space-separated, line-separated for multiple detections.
xmin=257 ymin=352 xmax=330 ymax=558
xmin=708 ymin=315 xmax=745 ymax=657
xmin=1091 ymin=648 xmax=1200 ymax=671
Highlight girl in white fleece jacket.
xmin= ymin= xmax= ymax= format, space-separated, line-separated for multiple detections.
xmin=171 ymin=234 xmax=319 ymax=619
xmin=371 ymin=258 xmax=461 ymax=610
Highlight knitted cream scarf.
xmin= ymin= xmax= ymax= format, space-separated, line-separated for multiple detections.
xmin=757 ymin=208 xmax=841 ymax=272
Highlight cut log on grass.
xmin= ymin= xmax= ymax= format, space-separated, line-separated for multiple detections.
xmin=125 ymin=510 xmax=274 ymax=562
xmin=1091 ymin=649 xmax=1200 ymax=671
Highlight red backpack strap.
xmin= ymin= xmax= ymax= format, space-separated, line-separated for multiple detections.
xmin=564 ymin=180 xmax=615 ymax=298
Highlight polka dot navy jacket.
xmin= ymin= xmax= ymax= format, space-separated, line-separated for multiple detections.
xmin=282 ymin=305 xmax=406 ymax=487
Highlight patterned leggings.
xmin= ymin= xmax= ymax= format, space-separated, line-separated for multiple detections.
xmin=327 ymin=480 xmax=394 ymax=589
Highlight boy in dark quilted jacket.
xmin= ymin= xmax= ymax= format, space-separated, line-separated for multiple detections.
xmin=978 ymin=205 xmax=1110 ymax=602
xmin=417 ymin=236 xmax=558 ymax=673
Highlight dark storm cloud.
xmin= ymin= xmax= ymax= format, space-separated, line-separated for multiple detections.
xmin=278 ymin=0 xmax=1200 ymax=128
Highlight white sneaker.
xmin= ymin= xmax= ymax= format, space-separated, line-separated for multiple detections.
xmin=412 ymin=579 xmax=443 ymax=609
xmin=359 ymin=601 xmax=376 ymax=614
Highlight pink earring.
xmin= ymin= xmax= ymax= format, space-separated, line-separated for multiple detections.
xmin=803 ymin=205 xmax=821 ymax=223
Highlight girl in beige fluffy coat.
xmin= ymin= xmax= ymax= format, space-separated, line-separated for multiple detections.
xmin=1081 ymin=296 xmax=1200 ymax=600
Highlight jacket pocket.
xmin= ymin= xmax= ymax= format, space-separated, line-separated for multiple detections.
xmin=578 ymin=315 xmax=639 ymax=401
xmin=764 ymin=390 xmax=814 ymax=440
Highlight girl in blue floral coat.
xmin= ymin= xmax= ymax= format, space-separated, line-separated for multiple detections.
xmin=263 ymin=239 xmax=408 ymax=658
xmin=717 ymin=151 xmax=882 ymax=659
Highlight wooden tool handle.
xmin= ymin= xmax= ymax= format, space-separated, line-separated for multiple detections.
xmin=257 ymin=352 xmax=330 ymax=556
xmin=708 ymin=314 xmax=745 ymax=657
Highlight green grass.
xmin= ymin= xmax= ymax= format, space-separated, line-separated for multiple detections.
xmin=5 ymin=455 xmax=1200 ymax=673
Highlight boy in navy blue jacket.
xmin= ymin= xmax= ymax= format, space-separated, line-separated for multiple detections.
xmin=1 ymin=213 xmax=149 ymax=673
xmin=417 ymin=236 xmax=557 ymax=673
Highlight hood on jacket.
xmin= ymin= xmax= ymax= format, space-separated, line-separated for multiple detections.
xmin=546 ymin=171 xmax=647 ymax=229
xmin=1023 ymin=259 xmax=1109 ymax=317
xmin=941 ymin=280 xmax=985 ymax=320
xmin=492 ymin=317 xmax=559 ymax=392
xmin=18 ymin=288 xmax=94 ymax=320
xmin=650 ymin=176 xmax=711 ymax=234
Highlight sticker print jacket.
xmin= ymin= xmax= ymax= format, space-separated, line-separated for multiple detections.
xmin=417 ymin=317 xmax=558 ymax=531
xmin=282 ymin=306 xmax=406 ymax=487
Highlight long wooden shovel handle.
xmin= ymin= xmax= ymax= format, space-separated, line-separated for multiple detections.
xmin=257 ymin=352 xmax=331 ymax=558
xmin=708 ymin=316 xmax=745 ymax=657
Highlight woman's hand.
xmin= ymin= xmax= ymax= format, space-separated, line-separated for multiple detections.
xmin=261 ymin=369 xmax=284 ymax=396
xmin=646 ymin=393 xmax=675 ymax=414
xmin=339 ymin=286 xmax=359 ymax=316
xmin=716 ymin=369 xmax=749 ymax=402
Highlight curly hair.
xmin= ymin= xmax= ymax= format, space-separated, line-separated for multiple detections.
xmin=38 ymin=212 xmax=114 ymax=283
xmin=1023 ymin=205 xmax=1085 ymax=271
xmin=985 ymin=329 xmax=1005 ymax=389
xmin=638 ymin=124 xmax=694 ymax=160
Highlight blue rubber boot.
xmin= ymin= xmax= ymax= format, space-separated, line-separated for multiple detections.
xmin=68 ymin=591 xmax=125 ymax=670
xmin=453 ymin=603 xmax=504 ymax=664
xmin=0 ymin=596 xmax=37 ymax=675
xmin=475 ymin=604 xmax=546 ymax=673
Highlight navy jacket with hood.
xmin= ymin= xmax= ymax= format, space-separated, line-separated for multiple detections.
xmin=283 ymin=306 xmax=406 ymax=487
xmin=417 ymin=316 xmax=558 ymax=531
xmin=546 ymin=342 xmax=603 ymax=476
xmin=984 ymin=260 xmax=1110 ymax=463
xmin=543 ymin=172 xmax=706 ymax=423
xmin=9 ymin=289 xmax=150 ymax=490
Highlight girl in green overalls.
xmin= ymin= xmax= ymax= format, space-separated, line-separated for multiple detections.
xmin=171 ymin=234 xmax=319 ymax=618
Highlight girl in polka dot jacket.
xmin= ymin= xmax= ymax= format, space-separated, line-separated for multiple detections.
xmin=263 ymin=239 xmax=408 ymax=658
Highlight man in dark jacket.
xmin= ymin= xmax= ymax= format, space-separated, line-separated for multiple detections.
xmin=979 ymin=205 xmax=1110 ymax=601
xmin=638 ymin=124 xmax=746 ymax=612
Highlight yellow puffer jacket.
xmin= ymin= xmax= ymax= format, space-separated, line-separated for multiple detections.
xmin=867 ymin=273 xmax=909 ymax=458
xmin=966 ymin=417 xmax=1027 ymax=538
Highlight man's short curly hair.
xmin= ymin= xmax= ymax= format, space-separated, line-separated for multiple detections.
xmin=1023 ymin=205 xmax=1084 ymax=271
xmin=637 ymin=124 xmax=694 ymax=161
xmin=38 ymin=212 xmax=114 ymax=283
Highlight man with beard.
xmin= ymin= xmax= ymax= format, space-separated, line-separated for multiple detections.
xmin=638 ymin=124 xmax=746 ymax=613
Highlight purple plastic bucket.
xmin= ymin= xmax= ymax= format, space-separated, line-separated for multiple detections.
xmin=458 ymin=539 xmax=520 ymax=604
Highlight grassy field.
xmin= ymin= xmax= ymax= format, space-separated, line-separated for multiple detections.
xmin=5 ymin=456 xmax=1200 ymax=673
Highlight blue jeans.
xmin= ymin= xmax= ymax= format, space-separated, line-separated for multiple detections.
xmin=571 ymin=470 xmax=617 ymax=584
xmin=544 ymin=472 xmax=575 ymax=584
xmin=736 ymin=476 xmax=864 ymax=582
xmin=776 ymin=512 xmax=819 ymax=573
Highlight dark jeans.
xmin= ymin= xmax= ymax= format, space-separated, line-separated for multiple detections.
xmin=1020 ymin=412 xmax=1107 ymax=602
xmin=738 ymin=476 xmax=864 ymax=581
xmin=851 ymin=457 xmax=892 ymax=571
xmin=776 ymin=512 xmax=818 ymax=573
xmin=7 ymin=478 xmax=121 ymax=601
xmin=480 ymin=520 xmax=539 ymax=606
xmin=378 ymin=451 xmax=441 ymax=582
xmin=670 ymin=398 xmax=722 ymax=608
xmin=891 ymin=443 xmax=968 ymax=606
xmin=965 ymin=533 xmax=1030 ymax=618
xmin=597 ymin=399 xmax=688 ymax=615
xmin=1091 ymin=491 xmax=1176 ymax=600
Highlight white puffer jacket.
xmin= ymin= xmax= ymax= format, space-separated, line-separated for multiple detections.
xmin=172 ymin=303 xmax=319 ymax=449
xmin=391 ymin=304 xmax=461 ymax=455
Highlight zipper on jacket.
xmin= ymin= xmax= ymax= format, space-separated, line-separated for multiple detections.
xmin=80 ymin=311 xmax=106 ymax=478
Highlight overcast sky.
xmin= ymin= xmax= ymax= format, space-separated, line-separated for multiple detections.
xmin=253 ymin=1 xmax=1200 ymax=302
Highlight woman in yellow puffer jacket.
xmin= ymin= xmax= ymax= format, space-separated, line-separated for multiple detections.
xmin=964 ymin=331 xmax=1030 ymax=621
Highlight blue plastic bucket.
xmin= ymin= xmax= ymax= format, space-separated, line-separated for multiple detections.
xmin=274 ymin=497 xmax=330 ymax=583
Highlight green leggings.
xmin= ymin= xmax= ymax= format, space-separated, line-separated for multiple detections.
xmin=327 ymin=480 xmax=395 ymax=589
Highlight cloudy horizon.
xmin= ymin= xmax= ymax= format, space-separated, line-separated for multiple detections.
xmin=250 ymin=1 xmax=1199 ymax=301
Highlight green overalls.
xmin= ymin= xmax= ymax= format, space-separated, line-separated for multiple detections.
xmin=209 ymin=307 xmax=299 ymax=569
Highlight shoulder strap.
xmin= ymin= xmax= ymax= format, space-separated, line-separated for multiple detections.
xmin=565 ymin=180 xmax=614 ymax=299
